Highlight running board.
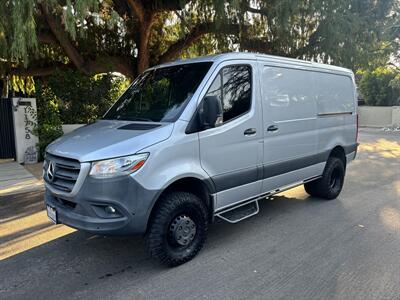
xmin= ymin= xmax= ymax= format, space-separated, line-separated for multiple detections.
xmin=216 ymin=200 xmax=259 ymax=224
xmin=214 ymin=175 xmax=322 ymax=224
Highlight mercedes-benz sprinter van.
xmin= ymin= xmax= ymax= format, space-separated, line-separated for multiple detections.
xmin=44 ymin=53 xmax=358 ymax=266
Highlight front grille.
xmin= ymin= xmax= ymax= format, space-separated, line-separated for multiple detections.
xmin=44 ymin=153 xmax=81 ymax=193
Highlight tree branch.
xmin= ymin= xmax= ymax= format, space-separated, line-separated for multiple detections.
xmin=5 ymin=55 xmax=135 ymax=78
xmin=240 ymin=38 xmax=274 ymax=53
xmin=37 ymin=31 xmax=58 ymax=45
xmin=85 ymin=56 xmax=136 ymax=78
xmin=125 ymin=0 xmax=155 ymax=73
xmin=39 ymin=4 xmax=136 ymax=78
xmin=112 ymin=0 xmax=131 ymax=19
xmin=242 ymin=4 xmax=269 ymax=16
xmin=8 ymin=63 xmax=71 ymax=77
xmin=146 ymin=0 xmax=190 ymax=12
xmin=126 ymin=0 xmax=146 ymax=23
xmin=40 ymin=4 xmax=88 ymax=74
xmin=158 ymin=22 xmax=241 ymax=64
xmin=125 ymin=0 xmax=189 ymax=73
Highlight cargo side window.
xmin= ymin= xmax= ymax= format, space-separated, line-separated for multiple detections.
xmin=262 ymin=66 xmax=316 ymax=121
xmin=205 ymin=65 xmax=252 ymax=123
xmin=314 ymin=73 xmax=355 ymax=114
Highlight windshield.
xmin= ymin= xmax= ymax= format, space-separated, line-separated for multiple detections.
xmin=104 ymin=62 xmax=212 ymax=122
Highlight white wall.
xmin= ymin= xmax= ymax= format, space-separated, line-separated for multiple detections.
xmin=12 ymin=98 xmax=39 ymax=164
xmin=358 ymin=106 xmax=400 ymax=127
xmin=392 ymin=106 xmax=400 ymax=125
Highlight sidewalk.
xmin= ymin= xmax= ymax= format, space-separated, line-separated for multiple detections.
xmin=0 ymin=160 xmax=44 ymax=197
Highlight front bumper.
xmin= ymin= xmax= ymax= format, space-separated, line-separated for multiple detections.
xmin=45 ymin=174 xmax=159 ymax=235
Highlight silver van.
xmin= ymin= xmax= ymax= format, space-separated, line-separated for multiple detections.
xmin=44 ymin=53 xmax=358 ymax=266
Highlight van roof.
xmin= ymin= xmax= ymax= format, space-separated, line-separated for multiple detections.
xmin=151 ymin=52 xmax=353 ymax=75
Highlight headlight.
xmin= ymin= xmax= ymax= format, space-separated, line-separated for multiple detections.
xmin=89 ymin=153 xmax=149 ymax=178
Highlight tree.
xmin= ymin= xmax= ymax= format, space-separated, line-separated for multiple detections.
xmin=358 ymin=67 xmax=400 ymax=106
xmin=0 ymin=0 xmax=398 ymax=81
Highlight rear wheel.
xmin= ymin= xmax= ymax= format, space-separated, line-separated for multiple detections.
xmin=145 ymin=191 xmax=208 ymax=267
xmin=304 ymin=157 xmax=345 ymax=200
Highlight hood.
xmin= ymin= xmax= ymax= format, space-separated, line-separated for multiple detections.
xmin=46 ymin=120 xmax=174 ymax=162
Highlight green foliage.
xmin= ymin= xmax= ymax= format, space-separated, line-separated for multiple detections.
xmin=34 ymin=82 xmax=63 ymax=159
xmin=358 ymin=67 xmax=400 ymax=106
xmin=33 ymin=70 xmax=128 ymax=157
xmin=1 ymin=0 xmax=38 ymax=66
xmin=1 ymin=0 xmax=398 ymax=77
xmin=47 ymin=70 xmax=129 ymax=123
xmin=389 ymin=74 xmax=400 ymax=90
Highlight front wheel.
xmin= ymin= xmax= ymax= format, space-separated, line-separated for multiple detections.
xmin=145 ymin=191 xmax=208 ymax=267
xmin=304 ymin=157 xmax=345 ymax=200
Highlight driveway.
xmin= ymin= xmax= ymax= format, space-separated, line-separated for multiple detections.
xmin=0 ymin=128 xmax=399 ymax=300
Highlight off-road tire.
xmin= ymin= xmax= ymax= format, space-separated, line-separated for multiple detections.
xmin=304 ymin=157 xmax=345 ymax=200
xmin=145 ymin=191 xmax=208 ymax=267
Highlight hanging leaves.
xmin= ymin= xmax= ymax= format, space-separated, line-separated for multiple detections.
xmin=0 ymin=0 xmax=398 ymax=81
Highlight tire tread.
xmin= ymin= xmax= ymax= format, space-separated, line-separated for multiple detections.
xmin=145 ymin=191 xmax=208 ymax=267
xmin=304 ymin=157 xmax=345 ymax=200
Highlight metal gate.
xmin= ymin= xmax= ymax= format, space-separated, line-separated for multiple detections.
xmin=0 ymin=98 xmax=16 ymax=159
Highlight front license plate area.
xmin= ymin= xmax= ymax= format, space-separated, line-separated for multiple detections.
xmin=47 ymin=205 xmax=58 ymax=224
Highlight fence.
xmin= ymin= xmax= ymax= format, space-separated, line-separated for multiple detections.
xmin=0 ymin=99 xmax=16 ymax=159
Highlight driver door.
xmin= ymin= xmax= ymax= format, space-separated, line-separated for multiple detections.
xmin=198 ymin=61 xmax=263 ymax=210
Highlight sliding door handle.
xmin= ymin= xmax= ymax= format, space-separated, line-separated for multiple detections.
xmin=267 ymin=125 xmax=278 ymax=132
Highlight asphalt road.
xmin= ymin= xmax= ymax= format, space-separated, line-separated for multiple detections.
xmin=1 ymin=128 xmax=399 ymax=300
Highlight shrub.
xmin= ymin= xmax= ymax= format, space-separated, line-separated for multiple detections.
xmin=47 ymin=70 xmax=129 ymax=124
xmin=33 ymin=71 xmax=129 ymax=159
xmin=34 ymin=82 xmax=63 ymax=159
xmin=358 ymin=67 xmax=400 ymax=106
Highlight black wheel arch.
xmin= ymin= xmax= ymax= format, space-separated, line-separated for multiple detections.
xmin=146 ymin=177 xmax=214 ymax=232
xmin=328 ymin=145 xmax=347 ymax=168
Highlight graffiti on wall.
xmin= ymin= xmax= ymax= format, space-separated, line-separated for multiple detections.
xmin=20 ymin=102 xmax=36 ymax=140
xmin=11 ymin=98 xmax=39 ymax=163
xmin=24 ymin=146 xmax=38 ymax=164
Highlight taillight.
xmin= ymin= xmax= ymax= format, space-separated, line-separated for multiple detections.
xmin=356 ymin=114 xmax=359 ymax=143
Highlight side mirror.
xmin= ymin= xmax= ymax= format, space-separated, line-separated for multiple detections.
xmin=199 ymin=96 xmax=223 ymax=129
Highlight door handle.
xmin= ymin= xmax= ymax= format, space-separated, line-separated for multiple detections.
xmin=267 ymin=125 xmax=279 ymax=132
xmin=244 ymin=128 xmax=257 ymax=136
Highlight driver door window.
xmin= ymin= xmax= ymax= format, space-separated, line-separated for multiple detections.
xmin=204 ymin=65 xmax=252 ymax=124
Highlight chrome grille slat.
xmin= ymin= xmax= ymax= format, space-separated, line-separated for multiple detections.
xmin=46 ymin=153 xmax=80 ymax=169
xmin=55 ymin=164 xmax=80 ymax=171
xmin=54 ymin=174 xmax=76 ymax=181
xmin=45 ymin=153 xmax=81 ymax=193
xmin=55 ymin=168 xmax=79 ymax=180
xmin=57 ymin=163 xmax=80 ymax=170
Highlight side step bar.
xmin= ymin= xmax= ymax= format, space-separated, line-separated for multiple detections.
xmin=215 ymin=200 xmax=259 ymax=224
xmin=214 ymin=175 xmax=322 ymax=224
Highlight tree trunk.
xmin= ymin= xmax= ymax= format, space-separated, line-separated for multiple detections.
xmin=1 ymin=77 xmax=8 ymax=98
xmin=137 ymin=14 xmax=154 ymax=74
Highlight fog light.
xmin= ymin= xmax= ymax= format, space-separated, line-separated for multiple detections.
xmin=105 ymin=205 xmax=116 ymax=214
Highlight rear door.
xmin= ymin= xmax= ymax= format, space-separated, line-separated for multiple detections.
xmin=198 ymin=60 xmax=263 ymax=210
xmin=260 ymin=64 xmax=319 ymax=193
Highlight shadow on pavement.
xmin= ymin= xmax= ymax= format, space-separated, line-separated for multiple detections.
xmin=0 ymin=187 xmax=329 ymax=298
xmin=1 ymin=131 xmax=398 ymax=299
xmin=0 ymin=191 xmax=45 ymax=224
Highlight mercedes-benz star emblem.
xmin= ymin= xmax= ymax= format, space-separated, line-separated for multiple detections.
xmin=47 ymin=161 xmax=55 ymax=182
